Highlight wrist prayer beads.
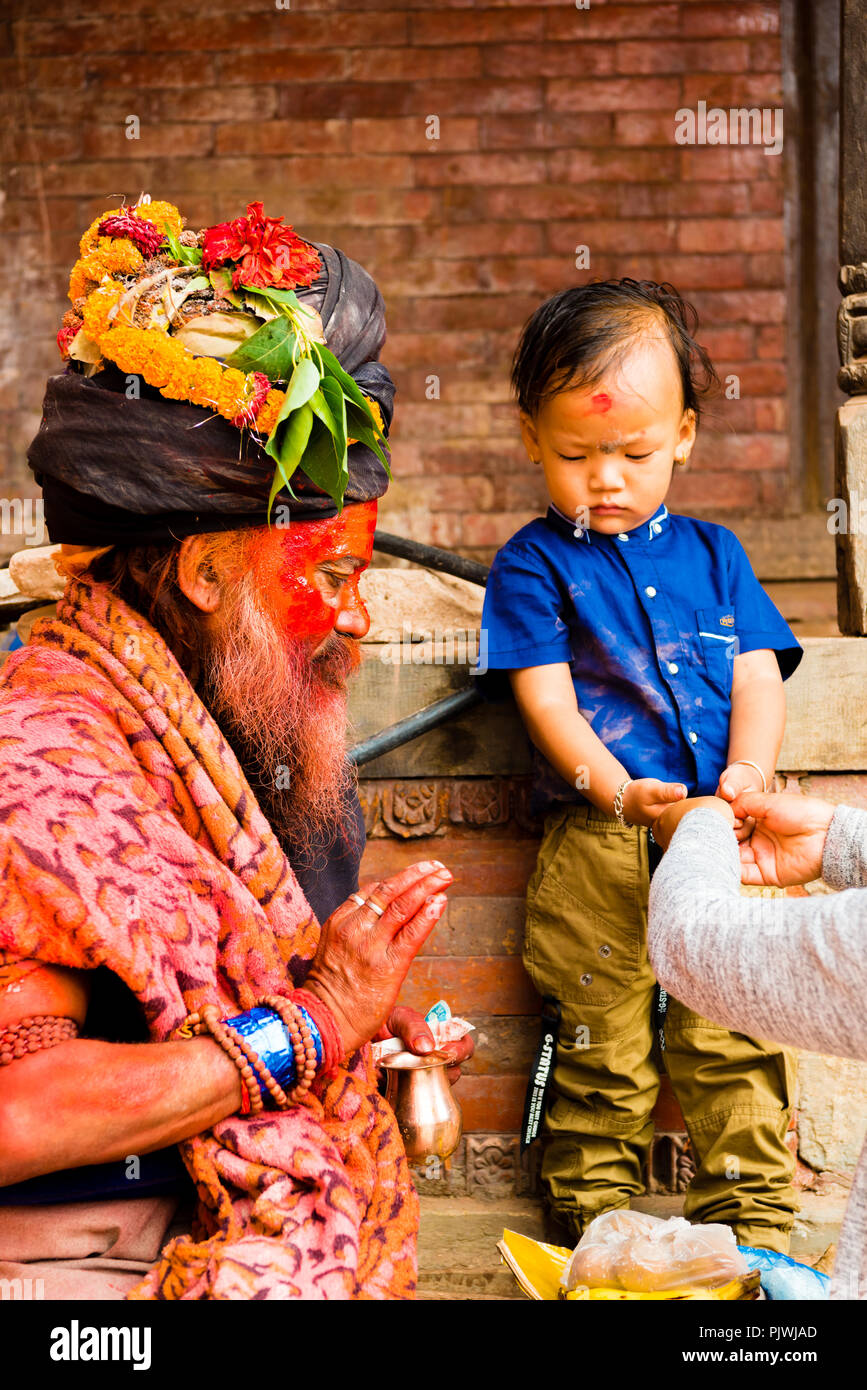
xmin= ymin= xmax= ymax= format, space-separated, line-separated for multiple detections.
xmin=0 ymin=1014 xmax=79 ymax=1066
xmin=175 ymin=995 xmax=325 ymax=1114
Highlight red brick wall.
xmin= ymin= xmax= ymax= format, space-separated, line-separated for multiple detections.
xmin=1 ymin=0 xmax=788 ymax=563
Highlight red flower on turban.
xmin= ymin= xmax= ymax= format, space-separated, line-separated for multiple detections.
xmin=97 ymin=212 xmax=166 ymax=258
xmin=202 ymin=202 xmax=322 ymax=291
xmin=56 ymin=325 xmax=79 ymax=360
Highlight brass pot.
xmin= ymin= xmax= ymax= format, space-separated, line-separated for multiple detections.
xmin=381 ymin=1050 xmax=463 ymax=1165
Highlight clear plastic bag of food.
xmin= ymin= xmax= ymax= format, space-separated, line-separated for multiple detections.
xmin=561 ymin=1209 xmax=751 ymax=1293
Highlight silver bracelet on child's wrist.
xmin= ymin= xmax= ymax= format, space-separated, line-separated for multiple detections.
xmin=613 ymin=778 xmax=633 ymax=826
xmin=730 ymin=759 xmax=768 ymax=793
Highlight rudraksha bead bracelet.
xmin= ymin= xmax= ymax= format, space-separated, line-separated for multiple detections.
xmin=0 ymin=1015 xmax=79 ymax=1066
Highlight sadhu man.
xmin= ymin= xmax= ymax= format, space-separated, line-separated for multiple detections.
xmin=0 ymin=199 xmax=471 ymax=1299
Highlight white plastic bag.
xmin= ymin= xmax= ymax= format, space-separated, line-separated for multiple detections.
xmin=560 ymin=1209 xmax=750 ymax=1293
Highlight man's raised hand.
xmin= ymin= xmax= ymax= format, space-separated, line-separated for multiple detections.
xmin=304 ymin=861 xmax=454 ymax=1057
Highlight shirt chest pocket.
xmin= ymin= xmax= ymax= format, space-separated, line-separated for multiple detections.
xmin=696 ymin=607 xmax=737 ymax=693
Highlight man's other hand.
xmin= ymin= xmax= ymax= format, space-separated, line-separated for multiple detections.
xmin=378 ymin=1005 xmax=474 ymax=1085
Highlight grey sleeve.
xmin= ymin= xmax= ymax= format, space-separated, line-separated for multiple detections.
xmin=647 ymin=807 xmax=867 ymax=1063
xmin=822 ymin=804 xmax=867 ymax=890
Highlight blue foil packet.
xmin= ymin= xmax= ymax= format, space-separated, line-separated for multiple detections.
xmin=738 ymin=1246 xmax=831 ymax=1300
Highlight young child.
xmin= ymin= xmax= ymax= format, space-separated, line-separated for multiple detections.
xmin=478 ymin=280 xmax=802 ymax=1251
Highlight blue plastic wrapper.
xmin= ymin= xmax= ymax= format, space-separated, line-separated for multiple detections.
xmin=225 ymin=1004 xmax=324 ymax=1102
xmin=228 ymin=1006 xmax=297 ymax=1090
xmin=738 ymin=1246 xmax=830 ymax=1300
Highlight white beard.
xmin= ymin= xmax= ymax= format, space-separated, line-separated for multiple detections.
xmin=200 ymin=570 xmax=359 ymax=855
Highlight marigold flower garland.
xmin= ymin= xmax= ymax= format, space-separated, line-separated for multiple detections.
xmin=74 ymin=279 xmax=382 ymax=442
xmin=61 ymin=199 xmax=388 ymax=513
xmin=69 ymin=241 xmax=144 ymax=304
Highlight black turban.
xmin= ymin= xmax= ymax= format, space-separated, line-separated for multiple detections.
xmin=27 ymin=243 xmax=393 ymax=546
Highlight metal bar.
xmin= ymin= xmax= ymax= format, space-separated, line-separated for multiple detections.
xmin=354 ymin=531 xmax=488 ymax=765
xmin=373 ymin=530 xmax=489 ymax=587
xmin=349 ymin=685 xmax=483 ymax=767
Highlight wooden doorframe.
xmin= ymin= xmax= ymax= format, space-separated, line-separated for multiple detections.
xmin=781 ymin=0 xmax=842 ymax=514
xmin=835 ymin=0 xmax=867 ymax=632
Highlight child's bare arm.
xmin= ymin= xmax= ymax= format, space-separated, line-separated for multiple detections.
xmin=716 ymin=649 xmax=786 ymax=836
xmin=509 ymin=664 xmax=687 ymax=826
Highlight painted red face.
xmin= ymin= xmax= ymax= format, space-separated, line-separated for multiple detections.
xmin=250 ymin=500 xmax=377 ymax=642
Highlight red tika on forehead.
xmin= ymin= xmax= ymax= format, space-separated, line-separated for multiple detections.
xmin=272 ymin=503 xmax=377 ymax=572
xmin=251 ymin=502 xmax=377 ymax=640
xmin=590 ymin=392 xmax=613 ymax=414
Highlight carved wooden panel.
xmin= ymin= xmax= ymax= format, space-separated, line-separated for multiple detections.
xmin=467 ymin=1134 xmax=519 ymax=1198
xmin=380 ymin=781 xmax=442 ymax=838
xmin=449 ymin=779 xmax=510 ymax=827
xmin=407 ymin=1131 xmax=695 ymax=1199
xmin=358 ymin=776 xmax=542 ymax=838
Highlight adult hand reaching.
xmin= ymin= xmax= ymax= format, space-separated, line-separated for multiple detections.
xmin=651 ymin=795 xmax=735 ymax=851
xmin=732 ymin=790 xmax=835 ymax=887
xmin=303 ymin=861 xmax=454 ymax=1057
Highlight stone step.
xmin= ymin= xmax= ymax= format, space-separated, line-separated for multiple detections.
xmin=417 ymin=1195 xmax=544 ymax=1300
xmin=416 ymin=1192 xmax=847 ymax=1301
xmin=417 ymin=1270 xmax=528 ymax=1300
xmin=418 ymin=1196 xmax=545 ymax=1271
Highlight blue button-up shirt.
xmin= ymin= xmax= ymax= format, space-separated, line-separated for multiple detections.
xmin=475 ymin=503 xmax=802 ymax=817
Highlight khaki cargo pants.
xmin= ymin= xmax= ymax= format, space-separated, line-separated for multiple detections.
xmin=525 ymin=804 xmax=797 ymax=1251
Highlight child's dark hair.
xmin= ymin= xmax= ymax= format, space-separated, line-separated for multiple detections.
xmin=511 ymin=279 xmax=718 ymax=421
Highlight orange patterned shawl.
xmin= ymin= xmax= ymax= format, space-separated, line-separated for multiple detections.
xmin=0 ymin=575 xmax=418 ymax=1299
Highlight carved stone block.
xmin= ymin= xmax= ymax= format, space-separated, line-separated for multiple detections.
xmin=837 ymin=278 xmax=867 ymax=394
xmin=381 ymin=780 xmax=442 ymax=838
xmin=357 ymin=776 xmax=543 ymax=838
xmin=449 ymin=779 xmax=510 ymax=827
xmin=467 ymin=1134 xmax=520 ymax=1199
